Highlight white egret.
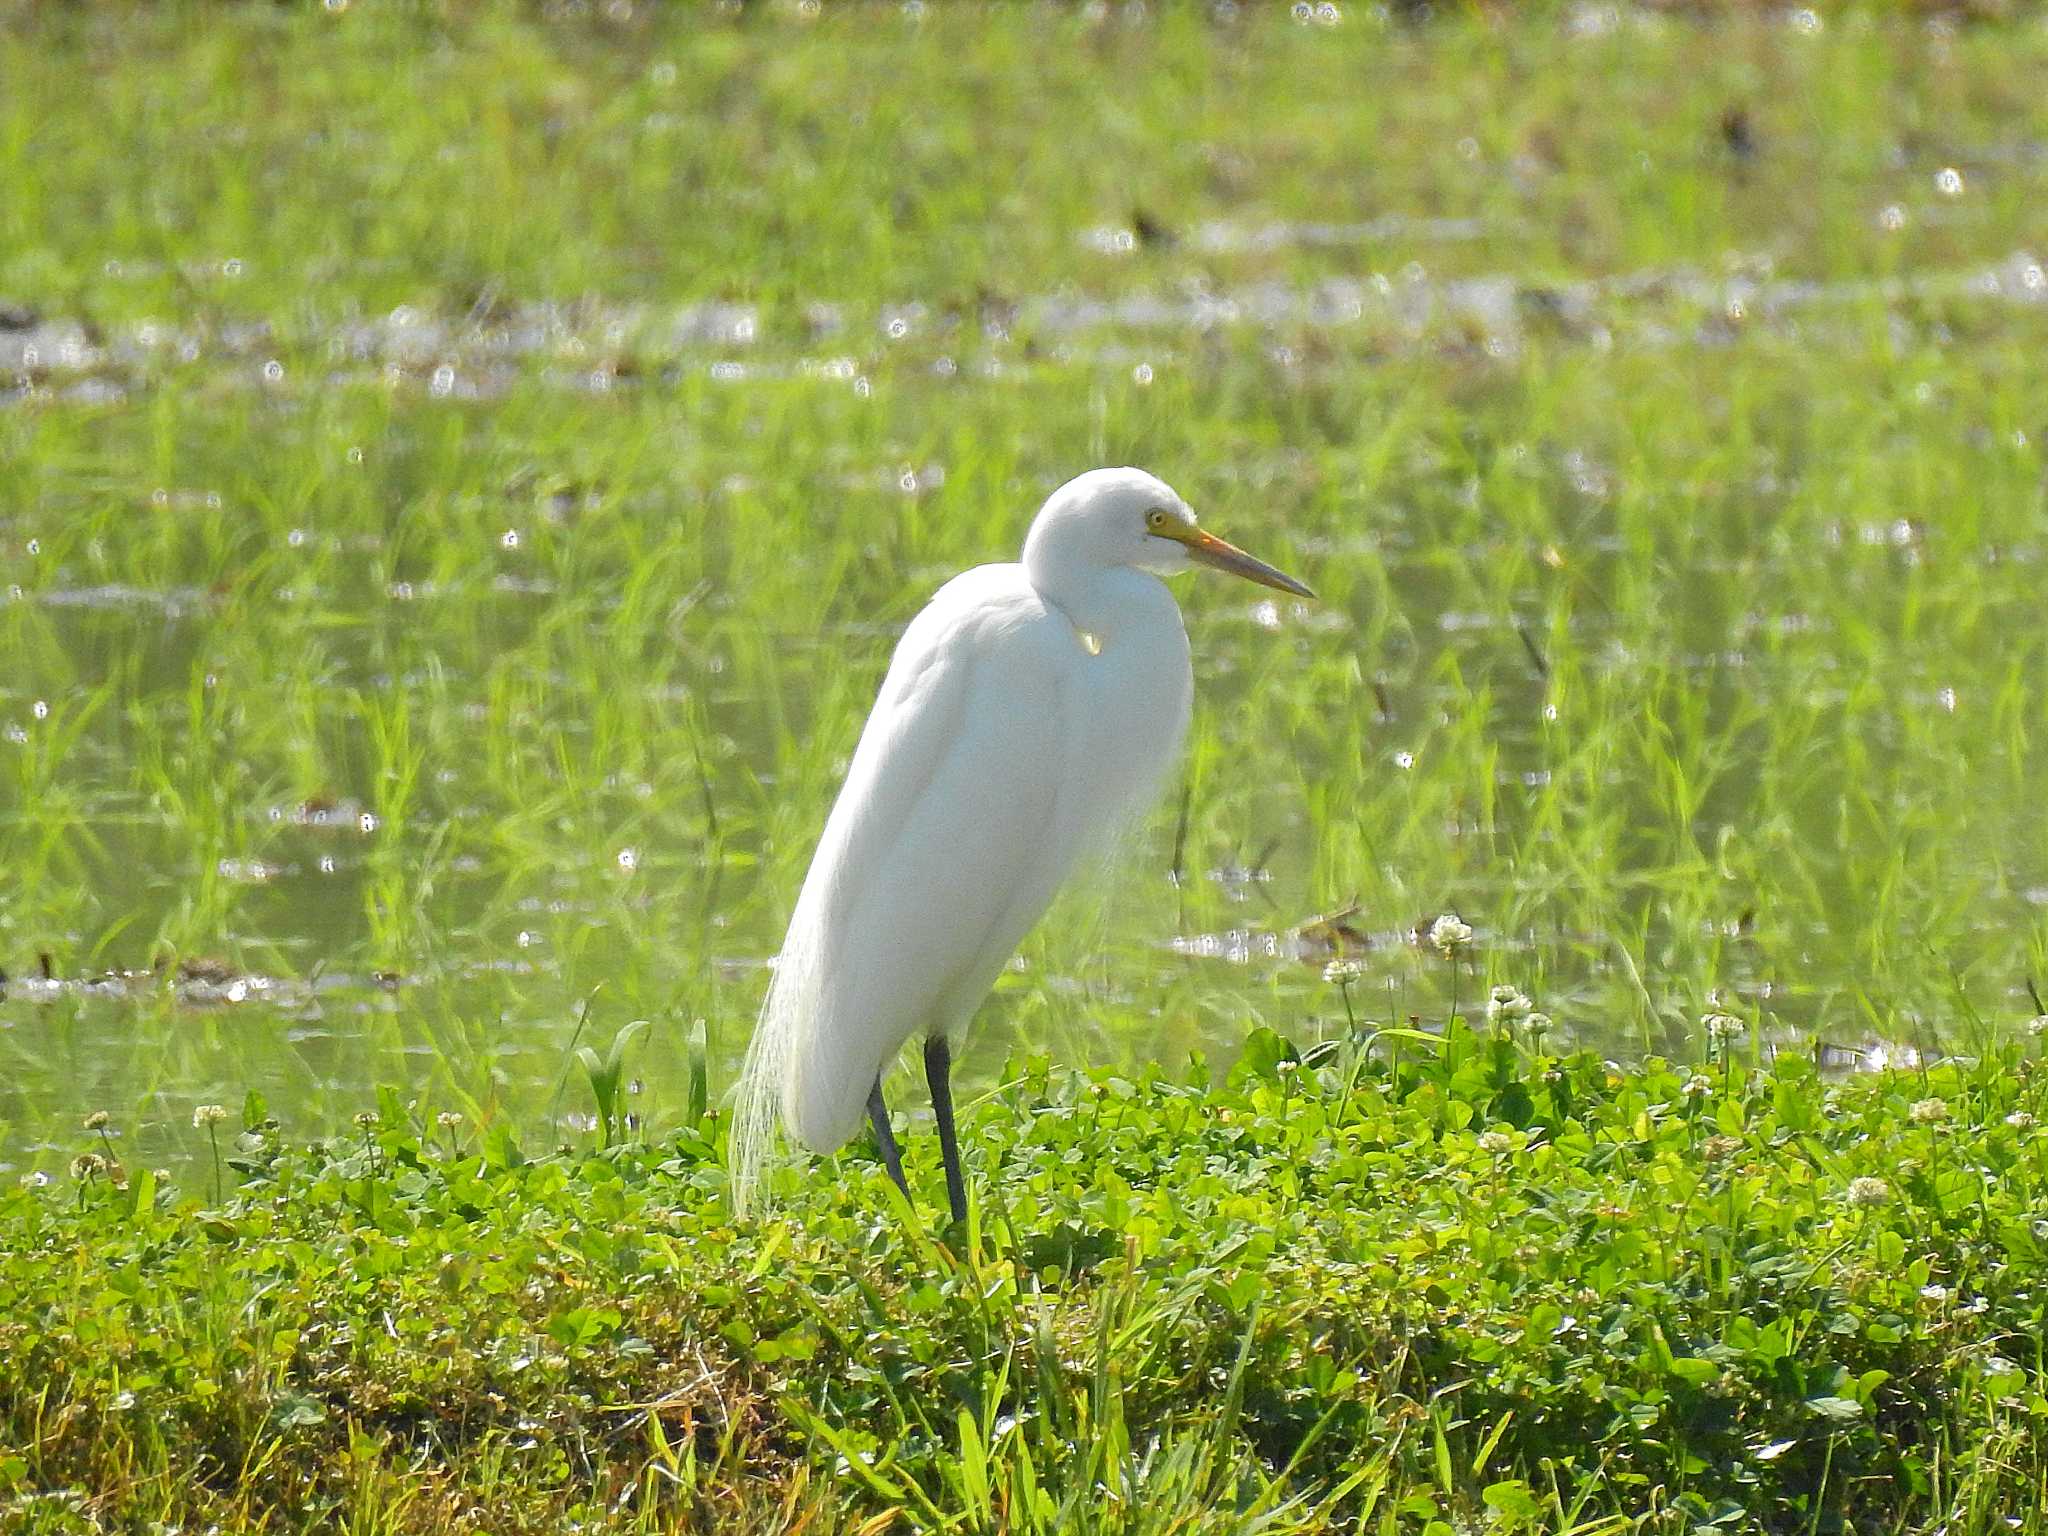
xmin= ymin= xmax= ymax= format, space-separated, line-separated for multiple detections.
xmin=731 ymin=467 xmax=1313 ymax=1223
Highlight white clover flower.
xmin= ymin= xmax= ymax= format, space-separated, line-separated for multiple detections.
xmin=2028 ymin=1015 xmax=2048 ymax=1038
xmin=436 ymin=1111 xmax=465 ymax=1130
xmin=1476 ymin=1130 xmax=1513 ymax=1155
xmin=84 ymin=1110 xmax=112 ymax=1131
xmin=1426 ymin=914 xmax=1473 ymax=955
xmin=1908 ymin=1097 xmax=1949 ymax=1125
xmin=1919 ymin=1284 xmax=1949 ymax=1305
xmin=1681 ymin=1074 xmax=1713 ymax=1100
xmin=1845 ymin=1176 xmax=1891 ymax=1208
xmin=1703 ymin=1134 xmax=1743 ymax=1160
xmin=1322 ymin=958 xmax=1363 ymax=986
xmin=192 ymin=1104 xmax=229 ymax=1128
xmin=1524 ymin=1012 xmax=1554 ymax=1038
xmin=2004 ymin=1111 xmax=2035 ymax=1130
xmin=70 ymin=1152 xmax=107 ymax=1180
xmin=1702 ymin=1012 xmax=1742 ymax=1044
xmin=1486 ymin=985 xmax=1532 ymax=1025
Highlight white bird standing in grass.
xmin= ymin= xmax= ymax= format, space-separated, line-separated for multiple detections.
xmin=731 ymin=467 xmax=1313 ymax=1223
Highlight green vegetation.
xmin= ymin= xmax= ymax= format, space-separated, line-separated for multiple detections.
xmin=7 ymin=1025 xmax=2046 ymax=1532
xmin=3 ymin=2 xmax=2047 ymax=1528
xmin=4 ymin=2 xmax=2045 ymax=1163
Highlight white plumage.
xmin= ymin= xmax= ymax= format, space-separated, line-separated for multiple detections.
xmin=730 ymin=467 xmax=1312 ymax=1221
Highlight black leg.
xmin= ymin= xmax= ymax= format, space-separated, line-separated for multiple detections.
xmin=868 ymin=1077 xmax=909 ymax=1199
xmin=924 ymin=1035 xmax=967 ymax=1225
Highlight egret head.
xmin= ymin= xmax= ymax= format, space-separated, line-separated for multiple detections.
xmin=1024 ymin=467 xmax=1314 ymax=598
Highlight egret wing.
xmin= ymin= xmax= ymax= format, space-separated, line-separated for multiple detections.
xmin=770 ymin=566 xmax=1080 ymax=1152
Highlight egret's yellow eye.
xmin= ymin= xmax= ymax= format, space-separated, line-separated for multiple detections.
xmin=1145 ymin=509 xmax=1171 ymax=531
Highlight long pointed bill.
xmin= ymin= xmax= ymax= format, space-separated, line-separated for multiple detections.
xmin=1182 ymin=528 xmax=1316 ymax=599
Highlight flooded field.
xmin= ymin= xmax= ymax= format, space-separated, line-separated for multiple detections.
xmin=3 ymin=4 xmax=2045 ymax=1175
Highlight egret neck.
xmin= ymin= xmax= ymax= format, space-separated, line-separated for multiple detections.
xmin=1022 ymin=539 xmax=1185 ymax=656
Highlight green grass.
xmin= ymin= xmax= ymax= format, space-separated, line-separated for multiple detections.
xmin=6 ymin=1023 xmax=2046 ymax=1533
xmin=3 ymin=1 xmax=2044 ymax=1167
xmin=2 ymin=2 xmax=2048 ymax=1526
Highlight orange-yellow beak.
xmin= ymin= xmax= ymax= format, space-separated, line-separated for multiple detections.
xmin=1162 ymin=525 xmax=1315 ymax=599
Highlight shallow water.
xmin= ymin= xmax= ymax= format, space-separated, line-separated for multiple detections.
xmin=3 ymin=6 xmax=2045 ymax=1174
